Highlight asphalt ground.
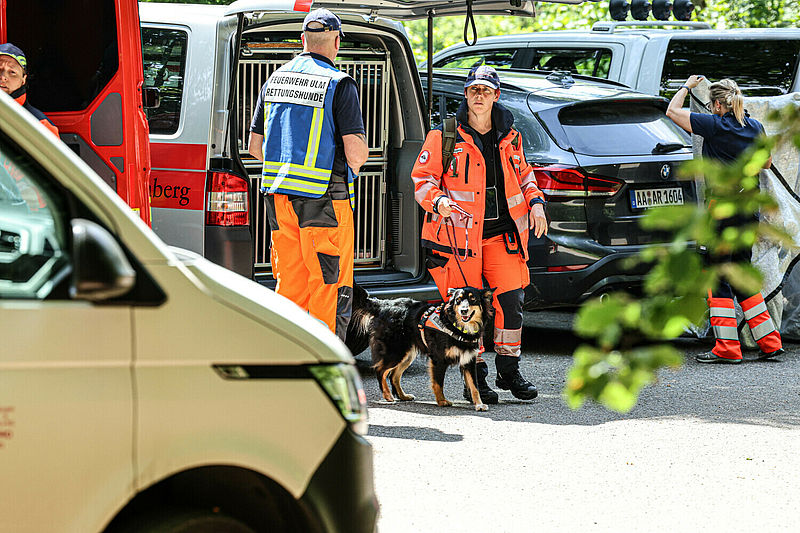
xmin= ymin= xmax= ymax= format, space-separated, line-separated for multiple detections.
xmin=356 ymin=310 xmax=800 ymax=533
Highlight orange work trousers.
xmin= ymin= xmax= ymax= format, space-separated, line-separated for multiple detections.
xmin=427 ymin=233 xmax=529 ymax=357
xmin=266 ymin=189 xmax=354 ymax=341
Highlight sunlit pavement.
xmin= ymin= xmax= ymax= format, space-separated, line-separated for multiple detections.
xmin=358 ymin=311 xmax=800 ymax=533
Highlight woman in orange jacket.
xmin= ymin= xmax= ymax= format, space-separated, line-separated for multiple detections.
xmin=411 ymin=65 xmax=547 ymax=403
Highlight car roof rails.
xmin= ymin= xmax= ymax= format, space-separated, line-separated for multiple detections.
xmin=591 ymin=21 xmax=712 ymax=33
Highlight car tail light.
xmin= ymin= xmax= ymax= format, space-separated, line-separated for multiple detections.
xmin=532 ymin=166 xmax=622 ymax=199
xmin=206 ymin=171 xmax=249 ymax=226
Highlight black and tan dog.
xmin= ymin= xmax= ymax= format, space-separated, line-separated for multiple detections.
xmin=347 ymin=284 xmax=495 ymax=411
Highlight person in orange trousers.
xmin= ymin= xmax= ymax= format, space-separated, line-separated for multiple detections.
xmin=412 ymin=65 xmax=547 ymax=401
xmin=667 ymin=75 xmax=783 ymax=363
xmin=248 ymin=10 xmax=368 ymax=341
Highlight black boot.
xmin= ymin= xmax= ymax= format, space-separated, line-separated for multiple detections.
xmin=463 ymin=361 xmax=499 ymax=404
xmin=495 ymin=355 xmax=538 ymax=400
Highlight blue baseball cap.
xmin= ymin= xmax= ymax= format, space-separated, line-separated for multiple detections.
xmin=465 ymin=65 xmax=500 ymax=91
xmin=0 ymin=43 xmax=27 ymax=71
xmin=303 ymin=8 xmax=344 ymax=38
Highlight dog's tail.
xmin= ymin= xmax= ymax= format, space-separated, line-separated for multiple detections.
xmin=345 ymin=282 xmax=374 ymax=356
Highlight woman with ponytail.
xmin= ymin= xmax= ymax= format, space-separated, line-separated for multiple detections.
xmin=666 ymin=75 xmax=784 ymax=364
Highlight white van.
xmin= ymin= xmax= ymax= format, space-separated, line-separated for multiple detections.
xmin=430 ymin=21 xmax=800 ymax=98
xmin=0 ymin=92 xmax=375 ymax=532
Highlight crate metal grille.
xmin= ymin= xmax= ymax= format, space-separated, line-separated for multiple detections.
xmin=251 ymin=168 xmax=385 ymax=268
xmin=240 ymin=51 xmax=391 ymax=271
xmin=238 ymin=57 xmax=389 ymax=159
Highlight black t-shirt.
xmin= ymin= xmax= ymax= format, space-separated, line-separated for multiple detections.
xmin=476 ymin=128 xmax=515 ymax=239
xmin=689 ymin=111 xmax=764 ymax=163
xmin=249 ymin=52 xmax=365 ymax=177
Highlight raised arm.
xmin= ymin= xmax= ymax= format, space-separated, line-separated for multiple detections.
xmin=666 ymin=75 xmax=704 ymax=133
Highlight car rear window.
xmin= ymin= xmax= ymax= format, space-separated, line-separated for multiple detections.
xmin=661 ymin=38 xmax=800 ymax=98
xmin=558 ymin=102 xmax=690 ymax=156
xmin=532 ymin=48 xmax=612 ymax=79
xmin=434 ymin=49 xmax=522 ymax=69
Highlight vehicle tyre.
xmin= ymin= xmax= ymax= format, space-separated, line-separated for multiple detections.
xmin=121 ymin=509 xmax=256 ymax=533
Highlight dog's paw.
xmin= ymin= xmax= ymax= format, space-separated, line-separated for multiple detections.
xmin=436 ymin=399 xmax=453 ymax=407
xmin=397 ymin=394 xmax=415 ymax=401
xmin=381 ymin=395 xmax=396 ymax=403
xmin=475 ymin=403 xmax=488 ymax=412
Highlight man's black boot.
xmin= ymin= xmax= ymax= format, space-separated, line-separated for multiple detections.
xmin=463 ymin=361 xmax=499 ymax=404
xmin=495 ymin=355 xmax=538 ymax=400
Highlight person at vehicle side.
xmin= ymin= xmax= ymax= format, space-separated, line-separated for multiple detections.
xmin=667 ymin=76 xmax=783 ymax=364
xmin=0 ymin=43 xmax=58 ymax=136
xmin=411 ymin=65 xmax=547 ymax=402
xmin=247 ymin=9 xmax=368 ymax=342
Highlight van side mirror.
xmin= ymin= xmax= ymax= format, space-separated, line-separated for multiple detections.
xmin=70 ymin=219 xmax=135 ymax=301
xmin=143 ymin=87 xmax=161 ymax=109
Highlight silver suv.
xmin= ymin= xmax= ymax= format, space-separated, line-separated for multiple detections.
xmin=430 ymin=21 xmax=800 ymax=98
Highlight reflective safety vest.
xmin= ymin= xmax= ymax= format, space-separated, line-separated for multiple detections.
xmin=261 ymin=54 xmax=355 ymax=206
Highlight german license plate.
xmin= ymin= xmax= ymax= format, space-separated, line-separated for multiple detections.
xmin=630 ymin=187 xmax=684 ymax=209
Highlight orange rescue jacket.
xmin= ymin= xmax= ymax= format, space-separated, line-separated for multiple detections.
xmin=14 ymin=92 xmax=59 ymax=137
xmin=411 ymin=102 xmax=544 ymax=261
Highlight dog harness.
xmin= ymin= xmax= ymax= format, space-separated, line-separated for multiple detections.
xmin=418 ymin=305 xmax=481 ymax=349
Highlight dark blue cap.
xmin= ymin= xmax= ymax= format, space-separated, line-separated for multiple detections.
xmin=0 ymin=43 xmax=27 ymax=71
xmin=465 ymin=64 xmax=500 ymax=91
xmin=303 ymin=8 xmax=344 ymax=38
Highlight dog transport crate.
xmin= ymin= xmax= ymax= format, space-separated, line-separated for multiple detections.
xmin=237 ymin=39 xmax=391 ymax=274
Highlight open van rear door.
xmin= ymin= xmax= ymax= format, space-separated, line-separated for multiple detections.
xmin=1 ymin=0 xmax=152 ymax=225
xmin=225 ymin=0 xmax=537 ymax=18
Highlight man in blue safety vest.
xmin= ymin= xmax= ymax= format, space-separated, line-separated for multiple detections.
xmin=248 ymin=8 xmax=368 ymax=341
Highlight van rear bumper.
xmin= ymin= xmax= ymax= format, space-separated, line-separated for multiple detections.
xmin=299 ymin=428 xmax=379 ymax=533
xmin=204 ymin=225 xmax=253 ymax=279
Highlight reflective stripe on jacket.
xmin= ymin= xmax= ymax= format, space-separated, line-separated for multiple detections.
xmin=411 ymin=102 xmax=544 ymax=261
xmin=261 ymin=54 xmax=355 ymax=203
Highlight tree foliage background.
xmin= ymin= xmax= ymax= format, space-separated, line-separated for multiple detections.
xmin=141 ymin=1 xmax=800 ymax=64
xmin=405 ymin=0 xmax=800 ymax=64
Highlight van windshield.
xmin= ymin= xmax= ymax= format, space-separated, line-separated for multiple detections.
xmin=558 ymin=102 xmax=690 ymax=156
xmin=660 ymin=38 xmax=800 ymax=98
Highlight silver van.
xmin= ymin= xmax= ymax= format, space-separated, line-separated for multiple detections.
xmin=139 ymin=1 xmax=542 ymax=300
xmin=430 ymin=21 xmax=800 ymax=98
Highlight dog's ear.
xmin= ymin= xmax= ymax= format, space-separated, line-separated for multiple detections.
xmin=447 ymin=287 xmax=456 ymax=296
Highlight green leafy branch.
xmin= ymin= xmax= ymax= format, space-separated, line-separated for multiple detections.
xmin=567 ymin=103 xmax=800 ymax=412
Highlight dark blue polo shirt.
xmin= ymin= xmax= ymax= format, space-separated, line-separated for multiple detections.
xmin=689 ymin=111 xmax=765 ymax=163
xmin=250 ymin=52 xmax=365 ymax=178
